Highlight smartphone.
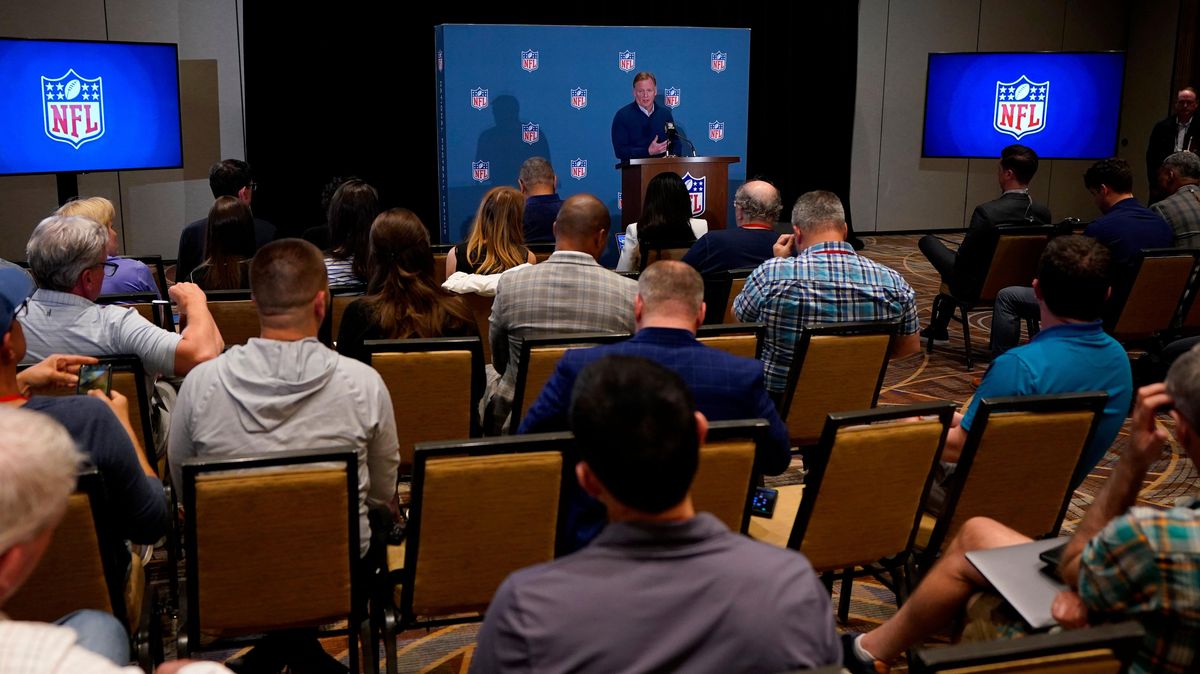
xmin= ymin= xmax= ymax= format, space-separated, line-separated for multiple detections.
xmin=751 ymin=486 xmax=778 ymax=518
xmin=616 ymin=233 xmax=627 ymax=251
xmin=76 ymin=363 xmax=112 ymax=395
xmin=1037 ymin=541 xmax=1067 ymax=568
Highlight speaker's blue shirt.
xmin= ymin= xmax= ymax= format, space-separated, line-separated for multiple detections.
xmin=611 ymin=101 xmax=675 ymax=161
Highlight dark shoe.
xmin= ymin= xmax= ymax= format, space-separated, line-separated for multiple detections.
xmin=919 ymin=325 xmax=950 ymax=346
xmin=840 ymin=633 xmax=888 ymax=674
xmin=225 ymin=644 xmax=286 ymax=674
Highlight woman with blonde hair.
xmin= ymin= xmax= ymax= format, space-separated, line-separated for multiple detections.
xmin=445 ymin=186 xmax=536 ymax=276
xmin=55 ymin=196 xmax=159 ymax=296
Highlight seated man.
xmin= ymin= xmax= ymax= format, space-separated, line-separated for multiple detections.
xmin=472 ymin=355 xmax=841 ymax=673
xmin=682 ymin=180 xmax=783 ymax=275
xmin=733 ymin=190 xmax=920 ymax=396
xmin=1150 ymin=150 xmax=1200 ymax=247
xmin=843 ymin=352 xmax=1200 ymax=674
xmin=169 ymin=239 xmax=399 ymax=674
xmin=519 ymin=260 xmax=790 ymax=551
xmin=518 ymin=156 xmax=563 ymax=244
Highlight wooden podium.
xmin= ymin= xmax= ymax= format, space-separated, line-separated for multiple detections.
xmin=617 ymin=156 xmax=740 ymax=231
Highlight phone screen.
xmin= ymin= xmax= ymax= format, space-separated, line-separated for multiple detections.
xmin=76 ymin=363 xmax=112 ymax=395
xmin=616 ymin=234 xmax=626 ymax=251
xmin=751 ymin=487 xmax=778 ymax=518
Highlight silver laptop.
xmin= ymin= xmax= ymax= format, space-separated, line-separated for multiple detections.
xmin=965 ymin=537 xmax=1069 ymax=630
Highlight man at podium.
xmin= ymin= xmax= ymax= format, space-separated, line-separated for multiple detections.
xmin=612 ymin=71 xmax=676 ymax=161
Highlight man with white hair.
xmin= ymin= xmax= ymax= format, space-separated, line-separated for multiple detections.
xmin=1151 ymin=150 xmax=1200 ymax=246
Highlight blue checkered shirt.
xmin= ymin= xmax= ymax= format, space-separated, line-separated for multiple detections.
xmin=732 ymin=241 xmax=918 ymax=393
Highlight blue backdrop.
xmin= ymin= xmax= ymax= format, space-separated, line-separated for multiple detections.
xmin=0 ymin=38 xmax=182 ymax=176
xmin=922 ymin=52 xmax=1125 ymax=159
xmin=435 ymin=24 xmax=750 ymax=249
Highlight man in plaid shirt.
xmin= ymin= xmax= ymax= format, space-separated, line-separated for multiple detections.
xmin=732 ymin=190 xmax=921 ymax=395
xmin=1150 ymin=151 xmax=1200 ymax=247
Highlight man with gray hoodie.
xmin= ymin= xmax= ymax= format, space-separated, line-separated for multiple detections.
xmin=168 ymin=239 xmax=398 ymax=674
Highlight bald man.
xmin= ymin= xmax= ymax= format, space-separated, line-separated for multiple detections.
xmin=485 ymin=194 xmax=637 ymax=434
xmin=682 ymin=180 xmax=784 ymax=275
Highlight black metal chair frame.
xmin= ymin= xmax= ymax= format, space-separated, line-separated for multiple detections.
xmin=696 ymin=321 xmax=766 ymax=359
xmin=365 ymin=336 xmax=486 ymax=439
xmin=510 ymin=332 xmax=630 ymax=429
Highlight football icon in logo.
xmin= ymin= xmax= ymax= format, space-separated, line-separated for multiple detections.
xmin=64 ymin=79 xmax=81 ymax=100
xmin=1013 ymin=83 xmax=1030 ymax=100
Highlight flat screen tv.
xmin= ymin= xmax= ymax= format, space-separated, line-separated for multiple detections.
xmin=0 ymin=37 xmax=183 ymax=176
xmin=922 ymin=51 xmax=1125 ymax=159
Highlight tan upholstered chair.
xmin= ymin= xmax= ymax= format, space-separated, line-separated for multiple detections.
xmin=177 ymin=449 xmax=369 ymax=673
xmin=461 ymin=293 xmax=495 ymax=363
xmin=642 ymin=245 xmax=693 ymax=267
xmin=367 ymin=336 xmax=484 ymax=473
xmin=96 ymin=292 xmax=174 ymax=330
xmin=528 ymin=242 xmax=555 ymax=264
xmin=1105 ymin=248 xmax=1199 ymax=344
xmin=205 ymin=289 xmax=258 ymax=347
xmin=432 ymin=244 xmax=453 ymax=287
xmin=699 ymin=267 xmax=755 ymax=325
xmin=690 ymin=419 xmax=772 ymax=533
xmin=723 ymin=269 xmax=754 ymax=324
xmin=779 ymin=321 xmax=897 ymax=447
xmin=510 ymin=332 xmax=630 ymax=430
xmin=381 ymin=433 xmax=568 ymax=674
xmin=696 ymin=322 xmax=763 ymax=360
xmin=910 ymin=621 xmax=1143 ymax=673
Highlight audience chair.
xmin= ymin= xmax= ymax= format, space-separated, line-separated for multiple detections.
xmin=509 ymin=332 xmax=630 ymax=430
xmin=381 ymin=433 xmax=569 ymax=674
xmin=917 ymin=392 xmax=1108 ymax=571
xmin=691 ymin=419 xmax=772 ymax=533
xmin=126 ymin=254 xmax=170 ymax=298
xmin=696 ymin=322 xmax=763 ymax=360
xmin=910 ymin=621 xmax=1143 ymax=674
xmin=614 ymin=270 xmax=641 ymax=280
xmin=204 ymin=289 xmax=257 ymax=347
xmin=778 ymin=321 xmax=898 ymax=447
xmin=527 ymin=242 xmax=555 ymax=264
xmin=366 ymin=336 xmax=484 ymax=473
xmin=432 ymin=243 xmax=453 ymax=287
xmin=319 ymin=283 xmax=367 ymax=347
xmin=1174 ymin=256 xmax=1200 ymax=336
xmin=1104 ymin=248 xmax=1199 ymax=346
xmin=461 ymin=293 xmax=495 ymax=363
xmin=96 ymin=292 xmax=174 ymax=331
xmin=641 ymin=242 xmax=695 ymax=268
xmin=927 ymin=224 xmax=1055 ymax=368
xmin=699 ymin=267 xmax=755 ymax=324
xmin=177 ymin=448 xmax=371 ymax=674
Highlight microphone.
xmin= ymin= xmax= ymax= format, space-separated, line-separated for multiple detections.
xmin=666 ymin=122 xmax=698 ymax=157
xmin=664 ymin=122 xmax=679 ymax=157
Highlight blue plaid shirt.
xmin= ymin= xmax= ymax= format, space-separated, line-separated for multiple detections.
xmin=732 ymin=241 xmax=918 ymax=392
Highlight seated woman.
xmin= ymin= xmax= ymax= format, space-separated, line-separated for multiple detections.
xmin=189 ymin=196 xmax=255 ymax=290
xmin=616 ymin=172 xmax=707 ymax=272
xmin=324 ymin=178 xmax=380 ymax=288
xmin=56 ymin=197 xmax=159 ymax=297
xmin=337 ymin=208 xmax=478 ymax=363
xmin=445 ymin=186 xmax=536 ymax=276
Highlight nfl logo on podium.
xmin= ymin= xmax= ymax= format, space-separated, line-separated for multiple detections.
xmin=521 ymin=50 xmax=539 ymax=72
xmin=42 ymin=69 xmax=104 ymax=149
xmin=708 ymin=121 xmax=725 ymax=142
xmin=682 ymin=173 xmax=706 ymax=216
xmin=618 ymin=50 xmax=636 ymax=73
xmin=521 ymin=122 xmax=540 ymax=145
xmin=570 ymin=158 xmax=587 ymax=180
xmin=993 ymin=75 xmax=1048 ymax=140
xmin=711 ymin=52 xmax=727 ymax=73
xmin=472 ymin=160 xmax=490 ymax=183
xmin=570 ymin=87 xmax=588 ymax=110
xmin=664 ymin=87 xmax=681 ymax=109
xmin=470 ymin=88 xmax=488 ymax=110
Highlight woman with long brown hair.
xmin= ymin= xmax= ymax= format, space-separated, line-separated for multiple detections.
xmin=190 ymin=196 xmax=256 ymax=289
xmin=324 ymin=178 xmax=380 ymax=287
xmin=337 ymin=208 xmax=477 ymax=362
xmin=445 ymin=186 xmax=536 ymax=276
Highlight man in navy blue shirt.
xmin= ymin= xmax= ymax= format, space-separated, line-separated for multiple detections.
xmin=518 ymin=157 xmax=563 ymax=244
xmin=682 ymin=180 xmax=784 ymax=275
xmin=611 ymin=72 xmax=675 ymax=161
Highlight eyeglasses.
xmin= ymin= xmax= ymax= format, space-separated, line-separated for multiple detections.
xmin=13 ymin=298 xmax=29 ymax=320
xmin=100 ymin=262 xmax=119 ymax=278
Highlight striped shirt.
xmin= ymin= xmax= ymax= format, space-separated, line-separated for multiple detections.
xmin=732 ymin=241 xmax=918 ymax=392
xmin=323 ymin=255 xmax=361 ymax=287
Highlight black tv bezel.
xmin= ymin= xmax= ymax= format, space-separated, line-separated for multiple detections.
xmin=0 ymin=35 xmax=186 ymax=177
xmin=920 ymin=50 xmax=1127 ymax=161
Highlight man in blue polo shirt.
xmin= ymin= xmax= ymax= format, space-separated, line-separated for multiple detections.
xmin=682 ymin=180 xmax=783 ymax=275
xmin=611 ymin=71 xmax=675 ymax=161
xmin=518 ymin=157 xmax=563 ymax=244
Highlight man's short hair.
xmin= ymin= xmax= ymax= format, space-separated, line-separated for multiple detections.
xmin=1000 ymin=144 xmax=1040 ymax=184
xmin=208 ymin=159 xmax=253 ymax=199
xmin=1167 ymin=343 xmax=1200 ymax=431
xmin=25 ymin=215 xmax=108 ymax=292
xmin=250 ymin=239 xmax=328 ymax=316
xmin=1036 ymin=235 xmax=1111 ymax=322
xmin=638 ymin=260 xmax=703 ymax=316
xmin=734 ymin=181 xmax=782 ymax=224
xmin=1084 ymin=158 xmax=1134 ymax=194
xmin=56 ymin=197 xmax=116 ymax=228
xmin=632 ymin=71 xmax=656 ymax=86
xmin=519 ymin=157 xmax=556 ymax=188
xmin=0 ymin=407 xmax=83 ymax=553
xmin=791 ymin=190 xmax=846 ymax=234
xmin=554 ymin=194 xmax=609 ymax=240
xmin=570 ymin=355 xmax=698 ymax=513
xmin=1162 ymin=151 xmax=1200 ymax=180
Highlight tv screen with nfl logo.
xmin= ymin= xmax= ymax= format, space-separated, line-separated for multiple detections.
xmin=922 ymin=51 xmax=1125 ymax=159
xmin=0 ymin=37 xmax=183 ymax=176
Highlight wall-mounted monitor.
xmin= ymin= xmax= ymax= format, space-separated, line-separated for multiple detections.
xmin=922 ymin=51 xmax=1125 ymax=159
xmin=0 ymin=37 xmax=183 ymax=176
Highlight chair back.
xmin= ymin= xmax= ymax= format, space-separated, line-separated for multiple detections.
xmin=205 ymin=290 xmax=257 ymax=347
xmin=696 ymin=322 xmax=763 ymax=360
xmin=723 ymin=269 xmax=755 ymax=323
xmin=1106 ymin=248 xmax=1199 ymax=342
xmin=329 ymin=284 xmax=366 ymax=344
xmin=432 ymin=244 xmax=453 ymax=287
xmin=511 ymin=332 xmax=630 ymax=429
xmin=126 ymin=254 xmax=169 ymax=298
xmin=528 ymin=242 xmax=555 ymax=264
xmin=925 ymin=393 xmax=1107 ymax=557
xmin=642 ymin=245 xmax=693 ymax=267
xmin=975 ymin=225 xmax=1055 ymax=303
xmin=96 ymin=293 xmax=173 ymax=330
xmin=402 ymin=434 xmax=567 ymax=620
xmin=787 ymin=403 xmax=955 ymax=572
xmin=367 ymin=337 xmax=483 ymax=472
xmin=911 ymin=621 xmax=1143 ymax=674
xmin=462 ymin=293 xmax=495 ymax=363
xmin=780 ymin=322 xmax=897 ymax=445
xmin=691 ymin=420 xmax=771 ymax=533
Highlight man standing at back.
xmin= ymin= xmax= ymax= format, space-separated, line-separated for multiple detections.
xmin=177 ymin=159 xmax=277 ymax=281
xmin=518 ymin=157 xmax=563 ymax=244
xmin=682 ymin=180 xmax=783 ymax=275
xmin=1146 ymin=87 xmax=1196 ymax=201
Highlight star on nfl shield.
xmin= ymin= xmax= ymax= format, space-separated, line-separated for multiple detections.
xmin=42 ymin=69 xmax=104 ymax=149
xmin=570 ymin=87 xmax=588 ymax=110
xmin=664 ymin=87 xmax=681 ymax=109
xmin=570 ymin=158 xmax=587 ymax=180
xmin=521 ymin=49 xmax=539 ymax=72
xmin=708 ymin=121 xmax=725 ymax=142
xmin=472 ymin=160 xmax=490 ymax=183
xmin=682 ymin=172 xmax=706 ymax=216
xmin=618 ymin=50 xmax=636 ymax=73
xmin=993 ymin=75 xmax=1048 ymax=140
xmin=470 ymin=87 xmax=488 ymax=110
xmin=521 ymin=122 xmax=540 ymax=145
xmin=711 ymin=51 xmax=727 ymax=73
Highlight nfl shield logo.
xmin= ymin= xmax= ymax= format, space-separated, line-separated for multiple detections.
xmin=521 ymin=49 xmax=539 ymax=72
xmin=470 ymin=87 xmax=488 ymax=110
xmin=711 ymin=51 xmax=727 ymax=73
xmin=570 ymin=158 xmax=587 ymax=180
xmin=708 ymin=121 xmax=725 ymax=142
xmin=993 ymin=75 xmax=1048 ymax=140
xmin=617 ymin=192 xmax=623 ymax=210
xmin=570 ymin=87 xmax=588 ymax=110
xmin=521 ymin=122 xmax=540 ymax=145
xmin=664 ymin=87 xmax=681 ymax=109
xmin=472 ymin=160 xmax=490 ymax=183
xmin=42 ymin=69 xmax=104 ymax=149
xmin=682 ymin=173 xmax=706 ymax=216
xmin=618 ymin=50 xmax=636 ymax=73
